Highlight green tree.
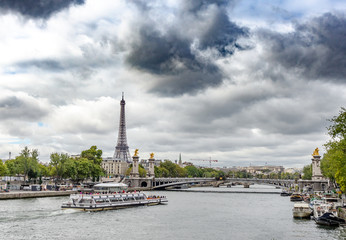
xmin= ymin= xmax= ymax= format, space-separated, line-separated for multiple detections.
xmin=5 ymin=159 xmax=20 ymax=176
xmin=159 ymin=160 xmax=186 ymax=177
xmin=81 ymin=146 xmax=103 ymax=182
xmin=64 ymin=158 xmax=78 ymax=182
xmin=302 ymin=164 xmax=312 ymax=180
xmin=0 ymin=160 xmax=9 ymax=176
xmin=138 ymin=164 xmax=147 ymax=177
xmin=125 ymin=164 xmax=147 ymax=178
xmin=322 ymin=139 xmax=346 ymax=191
xmin=28 ymin=169 xmax=38 ymax=181
xmin=160 ymin=161 xmax=179 ymax=177
xmin=327 ymin=107 xmax=346 ymax=140
xmin=321 ymin=107 xmax=346 ymax=191
xmin=76 ymin=158 xmax=92 ymax=182
xmin=154 ymin=166 xmax=169 ymax=177
xmin=17 ymin=147 xmax=39 ymax=181
xmin=50 ymin=153 xmax=69 ymax=183
xmin=185 ymin=165 xmax=201 ymax=177
xmin=37 ymin=163 xmax=50 ymax=178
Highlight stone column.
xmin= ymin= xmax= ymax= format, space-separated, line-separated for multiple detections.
xmin=312 ymin=155 xmax=323 ymax=181
xmin=148 ymin=158 xmax=155 ymax=177
xmin=131 ymin=155 xmax=139 ymax=177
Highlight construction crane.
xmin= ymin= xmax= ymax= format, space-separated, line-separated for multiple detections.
xmin=190 ymin=157 xmax=218 ymax=168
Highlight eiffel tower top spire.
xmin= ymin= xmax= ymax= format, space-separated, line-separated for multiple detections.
xmin=113 ymin=93 xmax=131 ymax=162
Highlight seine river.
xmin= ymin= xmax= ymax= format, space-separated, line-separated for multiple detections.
xmin=1 ymin=185 xmax=345 ymax=240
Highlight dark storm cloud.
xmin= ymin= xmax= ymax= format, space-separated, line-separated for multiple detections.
xmin=259 ymin=13 xmax=346 ymax=81
xmin=0 ymin=0 xmax=85 ymax=19
xmin=124 ymin=0 xmax=249 ymax=96
xmin=0 ymin=96 xmax=48 ymax=121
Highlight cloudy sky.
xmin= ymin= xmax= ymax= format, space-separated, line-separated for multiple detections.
xmin=0 ymin=0 xmax=345 ymax=168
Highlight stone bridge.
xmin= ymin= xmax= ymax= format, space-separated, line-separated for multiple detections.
xmin=224 ymin=178 xmax=295 ymax=187
xmin=152 ymin=177 xmax=295 ymax=189
xmin=125 ymin=177 xmax=295 ymax=190
xmin=153 ymin=177 xmax=216 ymax=189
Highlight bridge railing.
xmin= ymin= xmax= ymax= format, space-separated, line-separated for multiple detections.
xmin=155 ymin=177 xmax=215 ymax=182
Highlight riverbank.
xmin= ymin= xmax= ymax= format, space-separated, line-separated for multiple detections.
xmin=0 ymin=190 xmax=77 ymax=200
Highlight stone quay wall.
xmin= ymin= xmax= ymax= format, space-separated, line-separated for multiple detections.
xmin=0 ymin=190 xmax=77 ymax=200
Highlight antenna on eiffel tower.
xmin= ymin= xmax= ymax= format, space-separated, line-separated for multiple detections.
xmin=113 ymin=92 xmax=131 ymax=163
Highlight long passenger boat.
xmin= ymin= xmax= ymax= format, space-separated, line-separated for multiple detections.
xmin=61 ymin=192 xmax=168 ymax=211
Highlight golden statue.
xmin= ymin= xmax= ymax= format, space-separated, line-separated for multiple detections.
xmin=150 ymin=153 xmax=154 ymax=159
xmin=134 ymin=149 xmax=139 ymax=157
xmin=312 ymin=148 xmax=319 ymax=156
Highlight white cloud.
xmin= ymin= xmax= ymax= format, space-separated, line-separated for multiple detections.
xmin=0 ymin=0 xmax=345 ymax=168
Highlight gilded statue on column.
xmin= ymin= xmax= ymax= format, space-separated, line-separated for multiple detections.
xmin=150 ymin=153 xmax=154 ymax=159
xmin=134 ymin=149 xmax=139 ymax=157
xmin=312 ymin=148 xmax=319 ymax=156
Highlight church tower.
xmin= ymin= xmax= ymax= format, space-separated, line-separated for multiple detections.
xmin=113 ymin=93 xmax=131 ymax=162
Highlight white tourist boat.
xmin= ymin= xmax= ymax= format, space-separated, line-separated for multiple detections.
xmin=61 ymin=192 xmax=168 ymax=211
xmin=61 ymin=182 xmax=167 ymax=211
xmin=292 ymin=202 xmax=312 ymax=218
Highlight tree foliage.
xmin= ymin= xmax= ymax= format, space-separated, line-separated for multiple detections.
xmin=154 ymin=161 xmax=187 ymax=178
xmin=327 ymin=107 xmax=346 ymax=140
xmin=5 ymin=159 xmax=21 ymax=176
xmin=185 ymin=165 xmax=203 ymax=177
xmin=321 ymin=107 xmax=346 ymax=192
xmin=17 ymin=147 xmax=39 ymax=181
xmin=50 ymin=152 xmax=69 ymax=182
xmin=126 ymin=164 xmax=147 ymax=177
xmin=0 ymin=160 xmax=8 ymax=176
xmin=2 ymin=146 xmax=104 ymax=183
xmin=152 ymin=160 xmax=226 ymax=179
xmin=322 ymin=139 xmax=346 ymax=191
xmin=80 ymin=145 xmax=103 ymax=182
xmin=302 ymin=164 xmax=312 ymax=180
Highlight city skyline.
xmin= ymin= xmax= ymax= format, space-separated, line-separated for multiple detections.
xmin=0 ymin=0 xmax=346 ymax=168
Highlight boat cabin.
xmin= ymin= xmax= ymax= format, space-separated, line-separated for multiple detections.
xmin=93 ymin=182 xmax=128 ymax=193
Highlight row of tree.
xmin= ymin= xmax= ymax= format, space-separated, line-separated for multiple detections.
xmin=0 ymin=146 xmax=104 ymax=183
xmin=154 ymin=161 xmax=226 ymax=179
xmin=321 ymin=107 xmax=346 ymax=192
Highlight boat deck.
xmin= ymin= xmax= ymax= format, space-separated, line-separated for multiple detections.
xmin=61 ymin=193 xmax=167 ymax=211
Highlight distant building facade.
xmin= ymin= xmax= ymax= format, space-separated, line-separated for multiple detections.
xmin=102 ymin=157 xmax=129 ymax=177
xmin=242 ymin=165 xmax=284 ymax=174
xmin=140 ymin=159 xmax=162 ymax=171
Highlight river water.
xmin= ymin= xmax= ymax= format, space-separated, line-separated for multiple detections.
xmin=1 ymin=185 xmax=345 ymax=240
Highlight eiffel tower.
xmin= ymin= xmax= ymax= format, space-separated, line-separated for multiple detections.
xmin=113 ymin=93 xmax=131 ymax=162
